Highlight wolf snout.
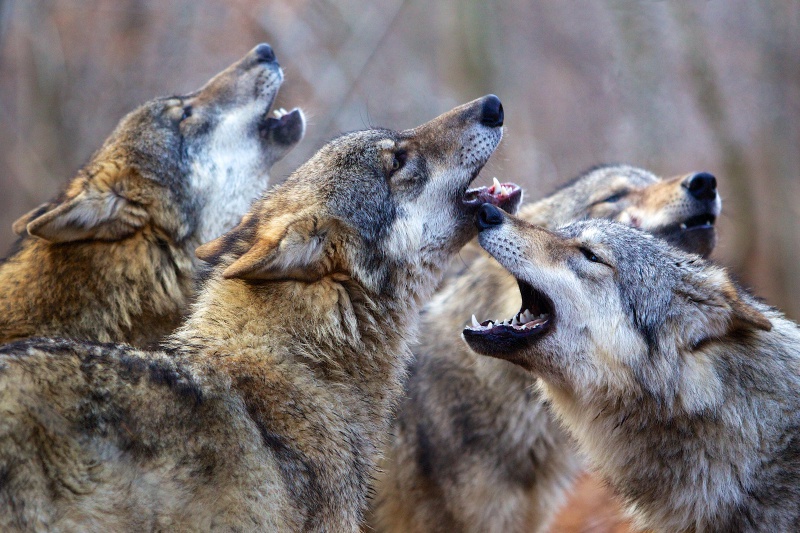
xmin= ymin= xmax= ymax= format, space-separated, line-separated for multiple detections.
xmin=476 ymin=204 xmax=505 ymax=230
xmin=480 ymin=95 xmax=504 ymax=128
xmin=253 ymin=43 xmax=277 ymax=64
xmin=682 ymin=172 xmax=717 ymax=201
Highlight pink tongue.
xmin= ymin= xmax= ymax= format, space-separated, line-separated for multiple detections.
xmin=522 ymin=316 xmax=548 ymax=328
xmin=463 ymin=183 xmax=520 ymax=206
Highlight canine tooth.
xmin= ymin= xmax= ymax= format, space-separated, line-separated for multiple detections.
xmin=471 ymin=314 xmax=480 ymax=328
xmin=512 ymin=315 xmax=520 ymax=326
xmin=680 ymin=223 xmax=687 ymax=230
xmin=492 ymin=177 xmax=502 ymax=191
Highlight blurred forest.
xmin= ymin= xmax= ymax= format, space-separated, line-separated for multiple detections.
xmin=0 ymin=0 xmax=798 ymax=318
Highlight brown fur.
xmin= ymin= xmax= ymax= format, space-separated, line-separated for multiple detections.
xmin=0 ymin=96 xmax=505 ymax=531
xmin=1 ymin=168 xmax=194 ymax=346
xmin=0 ymin=44 xmax=304 ymax=347
xmin=549 ymin=473 xmax=634 ymax=533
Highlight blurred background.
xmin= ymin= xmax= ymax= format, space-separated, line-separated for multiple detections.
xmin=0 ymin=0 xmax=798 ymax=317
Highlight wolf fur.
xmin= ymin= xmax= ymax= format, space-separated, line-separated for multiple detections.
xmin=369 ymin=165 xmax=721 ymax=533
xmin=466 ymin=210 xmax=798 ymax=533
xmin=0 ymin=96 xmax=506 ymax=531
xmin=0 ymin=43 xmax=304 ymax=347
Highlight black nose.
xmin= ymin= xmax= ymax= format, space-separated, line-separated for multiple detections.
xmin=480 ymin=95 xmax=504 ymax=128
xmin=254 ymin=43 xmax=276 ymax=63
xmin=683 ymin=172 xmax=717 ymax=201
xmin=476 ymin=204 xmax=505 ymax=230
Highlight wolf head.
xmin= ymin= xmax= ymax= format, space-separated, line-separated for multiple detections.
xmin=13 ymin=43 xmax=304 ymax=247
xmin=196 ymin=96 xmax=516 ymax=300
xmin=464 ymin=206 xmax=771 ymax=405
xmin=529 ymin=164 xmax=721 ymax=257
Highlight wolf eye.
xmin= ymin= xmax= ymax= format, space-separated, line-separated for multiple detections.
xmin=578 ymin=246 xmax=602 ymax=263
xmin=181 ymin=106 xmax=193 ymax=120
xmin=601 ymin=191 xmax=627 ymax=203
xmin=390 ymin=150 xmax=407 ymax=174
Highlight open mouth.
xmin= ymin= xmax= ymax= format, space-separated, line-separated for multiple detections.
xmin=260 ymin=107 xmax=305 ymax=145
xmin=463 ymin=178 xmax=523 ymax=214
xmin=462 ymin=278 xmax=554 ymax=354
xmin=654 ymin=209 xmax=718 ymax=258
xmin=679 ymin=213 xmax=716 ymax=231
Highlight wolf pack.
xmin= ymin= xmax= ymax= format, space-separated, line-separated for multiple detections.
xmin=0 ymin=43 xmax=798 ymax=533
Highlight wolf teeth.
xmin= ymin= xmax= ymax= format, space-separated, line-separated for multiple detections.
xmin=489 ymin=177 xmax=514 ymax=197
xmin=471 ymin=314 xmax=480 ymax=328
xmin=273 ymin=108 xmax=288 ymax=118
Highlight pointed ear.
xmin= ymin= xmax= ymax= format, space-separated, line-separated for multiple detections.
xmin=679 ymin=265 xmax=771 ymax=348
xmin=13 ymin=203 xmax=56 ymax=235
xmin=22 ymin=188 xmax=148 ymax=243
xmin=195 ymin=235 xmax=226 ymax=263
xmin=727 ymin=289 xmax=772 ymax=332
xmin=222 ymin=214 xmax=345 ymax=282
xmin=195 ymin=213 xmax=255 ymax=264
xmin=14 ymin=170 xmax=149 ymax=243
xmin=712 ymin=270 xmax=772 ymax=332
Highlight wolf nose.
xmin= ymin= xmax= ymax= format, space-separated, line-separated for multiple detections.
xmin=476 ymin=204 xmax=505 ymax=230
xmin=480 ymin=95 xmax=504 ymax=128
xmin=683 ymin=172 xmax=717 ymax=201
xmin=254 ymin=43 xmax=276 ymax=63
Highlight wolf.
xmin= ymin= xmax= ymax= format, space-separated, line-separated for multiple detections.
xmin=465 ymin=205 xmax=799 ymax=532
xmin=0 ymin=96 xmax=517 ymax=531
xmin=0 ymin=43 xmax=304 ymax=347
xmin=369 ymin=165 xmax=721 ymax=533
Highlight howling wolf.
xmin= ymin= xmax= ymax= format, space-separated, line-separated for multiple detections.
xmin=466 ymin=205 xmax=797 ymax=533
xmin=371 ymin=165 xmax=720 ymax=533
xmin=0 ymin=96 xmax=517 ymax=531
xmin=0 ymin=43 xmax=304 ymax=347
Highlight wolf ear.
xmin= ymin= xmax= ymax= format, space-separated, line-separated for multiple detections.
xmin=15 ymin=175 xmax=148 ymax=243
xmin=13 ymin=203 xmax=56 ymax=235
xmin=680 ymin=267 xmax=772 ymax=344
xmin=219 ymin=214 xmax=346 ymax=282
xmin=728 ymin=291 xmax=772 ymax=332
xmin=713 ymin=272 xmax=772 ymax=332
xmin=195 ymin=213 xmax=254 ymax=264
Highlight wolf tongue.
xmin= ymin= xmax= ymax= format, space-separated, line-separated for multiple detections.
xmin=524 ymin=316 xmax=548 ymax=329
